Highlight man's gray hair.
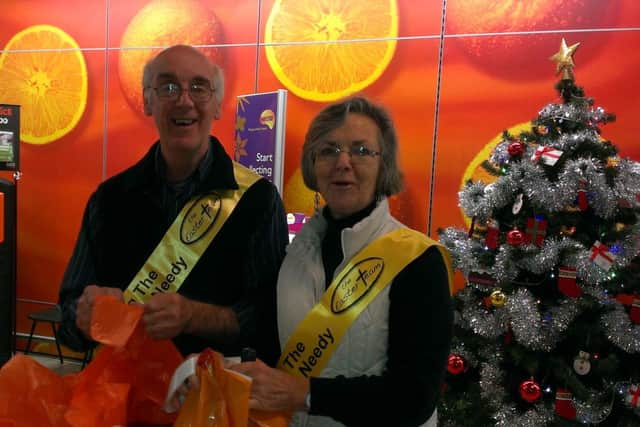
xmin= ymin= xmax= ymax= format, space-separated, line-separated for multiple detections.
xmin=141 ymin=45 xmax=225 ymax=104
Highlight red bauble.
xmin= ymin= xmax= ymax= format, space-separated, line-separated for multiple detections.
xmin=447 ymin=354 xmax=466 ymax=375
xmin=506 ymin=229 xmax=524 ymax=246
xmin=519 ymin=379 xmax=542 ymax=403
xmin=507 ymin=141 xmax=525 ymax=157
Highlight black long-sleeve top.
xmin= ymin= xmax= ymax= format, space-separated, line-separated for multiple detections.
xmin=308 ymin=203 xmax=454 ymax=426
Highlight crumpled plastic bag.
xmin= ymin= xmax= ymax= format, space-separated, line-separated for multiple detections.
xmin=173 ymin=349 xmax=247 ymax=427
xmin=171 ymin=349 xmax=290 ymax=427
xmin=0 ymin=295 xmax=183 ymax=426
xmin=0 ymin=353 xmax=76 ymax=427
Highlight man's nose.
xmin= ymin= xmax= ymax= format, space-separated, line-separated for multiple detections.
xmin=175 ymin=87 xmax=195 ymax=106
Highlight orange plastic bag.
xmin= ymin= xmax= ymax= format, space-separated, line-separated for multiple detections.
xmin=172 ymin=349 xmax=290 ymax=427
xmin=0 ymin=353 xmax=76 ymax=427
xmin=67 ymin=295 xmax=182 ymax=426
xmin=0 ymin=295 xmax=183 ymax=427
xmin=173 ymin=349 xmax=251 ymax=427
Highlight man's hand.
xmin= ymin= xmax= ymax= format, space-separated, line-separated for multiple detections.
xmin=230 ymin=359 xmax=309 ymax=412
xmin=143 ymin=292 xmax=194 ymax=340
xmin=75 ymin=285 xmax=123 ymax=338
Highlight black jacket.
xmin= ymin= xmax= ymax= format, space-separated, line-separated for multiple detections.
xmin=58 ymin=137 xmax=287 ymax=363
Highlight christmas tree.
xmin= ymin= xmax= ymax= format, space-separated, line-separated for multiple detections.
xmin=438 ymin=39 xmax=640 ymax=426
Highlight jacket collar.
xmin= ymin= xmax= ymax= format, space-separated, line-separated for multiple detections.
xmin=290 ymin=198 xmax=392 ymax=259
xmin=132 ymin=136 xmax=239 ymax=194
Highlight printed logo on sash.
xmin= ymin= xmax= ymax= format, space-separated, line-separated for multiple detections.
xmin=180 ymin=193 xmax=221 ymax=244
xmin=124 ymin=162 xmax=261 ymax=304
xmin=331 ymin=257 xmax=384 ymax=313
xmin=278 ymin=227 xmax=454 ymax=378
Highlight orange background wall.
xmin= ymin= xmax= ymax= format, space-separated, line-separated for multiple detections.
xmin=1 ymin=0 xmax=639 ymax=347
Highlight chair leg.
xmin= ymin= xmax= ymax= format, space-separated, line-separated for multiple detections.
xmin=24 ymin=320 xmax=37 ymax=355
xmin=50 ymin=322 xmax=64 ymax=364
xmin=81 ymin=347 xmax=93 ymax=369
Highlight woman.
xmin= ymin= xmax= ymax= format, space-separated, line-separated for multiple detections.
xmin=230 ymin=97 xmax=454 ymax=427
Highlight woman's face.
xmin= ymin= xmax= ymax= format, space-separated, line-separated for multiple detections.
xmin=313 ymin=113 xmax=382 ymax=219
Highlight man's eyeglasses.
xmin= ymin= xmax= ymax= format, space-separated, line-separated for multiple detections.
xmin=146 ymin=82 xmax=215 ymax=103
xmin=315 ymin=145 xmax=381 ymax=163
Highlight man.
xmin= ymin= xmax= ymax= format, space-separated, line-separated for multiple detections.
xmin=58 ymin=45 xmax=288 ymax=364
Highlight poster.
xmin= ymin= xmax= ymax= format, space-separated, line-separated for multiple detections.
xmin=0 ymin=105 xmax=19 ymax=171
xmin=234 ymin=90 xmax=287 ymax=192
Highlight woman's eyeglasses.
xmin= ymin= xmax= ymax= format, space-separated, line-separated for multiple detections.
xmin=315 ymin=145 xmax=381 ymax=163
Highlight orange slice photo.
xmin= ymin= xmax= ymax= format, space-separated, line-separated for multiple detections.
xmin=264 ymin=0 xmax=398 ymax=102
xmin=0 ymin=25 xmax=87 ymax=144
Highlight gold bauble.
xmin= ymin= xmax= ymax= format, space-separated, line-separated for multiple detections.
xmin=490 ymin=289 xmax=507 ymax=307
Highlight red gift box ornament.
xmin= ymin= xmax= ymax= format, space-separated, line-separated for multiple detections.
xmin=626 ymin=384 xmax=640 ymax=408
xmin=524 ymin=216 xmax=547 ymax=246
xmin=531 ymin=145 xmax=563 ymax=166
xmin=615 ymin=294 xmax=640 ymax=324
xmin=631 ymin=298 xmax=640 ymax=325
xmin=467 ymin=270 xmax=497 ymax=287
xmin=555 ymin=388 xmax=577 ymax=420
xmin=558 ymin=266 xmax=581 ymax=298
xmin=590 ymin=241 xmax=616 ymax=271
xmin=485 ymin=219 xmax=500 ymax=249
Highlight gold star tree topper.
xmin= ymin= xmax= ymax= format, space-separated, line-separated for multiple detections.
xmin=550 ymin=38 xmax=580 ymax=80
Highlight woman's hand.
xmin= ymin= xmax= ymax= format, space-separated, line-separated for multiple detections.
xmin=230 ymin=359 xmax=309 ymax=412
xmin=165 ymin=374 xmax=199 ymax=413
xmin=163 ymin=354 xmax=200 ymax=413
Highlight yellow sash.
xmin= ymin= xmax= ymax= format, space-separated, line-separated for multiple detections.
xmin=123 ymin=162 xmax=261 ymax=304
xmin=277 ymin=228 xmax=453 ymax=377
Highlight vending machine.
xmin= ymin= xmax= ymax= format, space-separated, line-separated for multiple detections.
xmin=0 ymin=104 xmax=19 ymax=366
xmin=0 ymin=179 xmax=16 ymax=365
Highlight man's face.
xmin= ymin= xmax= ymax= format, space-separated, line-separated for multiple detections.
xmin=144 ymin=46 xmax=221 ymax=157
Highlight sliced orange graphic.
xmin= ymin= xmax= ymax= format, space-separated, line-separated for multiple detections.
xmin=264 ymin=0 xmax=398 ymax=102
xmin=0 ymin=25 xmax=87 ymax=144
xmin=283 ymin=167 xmax=317 ymax=216
xmin=118 ymin=0 xmax=224 ymax=117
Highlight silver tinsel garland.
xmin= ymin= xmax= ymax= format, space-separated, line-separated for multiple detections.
xmin=457 ymin=287 xmax=509 ymax=339
xmin=600 ymin=299 xmax=640 ymax=353
xmin=574 ymin=387 xmax=615 ymax=424
xmin=440 ymin=82 xmax=640 ymax=425
xmin=536 ymin=103 xmax=610 ymax=126
xmin=479 ymin=360 xmax=556 ymax=426
xmin=449 ymin=343 xmax=479 ymax=369
xmin=614 ymin=160 xmax=640 ymax=206
xmin=506 ymin=288 xmax=580 ymax=351
xmin=493 ymin=405 xmax=555 ymax=427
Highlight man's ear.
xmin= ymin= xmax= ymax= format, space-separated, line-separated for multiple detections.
xmin=213 ymin=100 xmax=222 ymax=120
xmin=143 ymin=90 xmax=152 ymax=116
